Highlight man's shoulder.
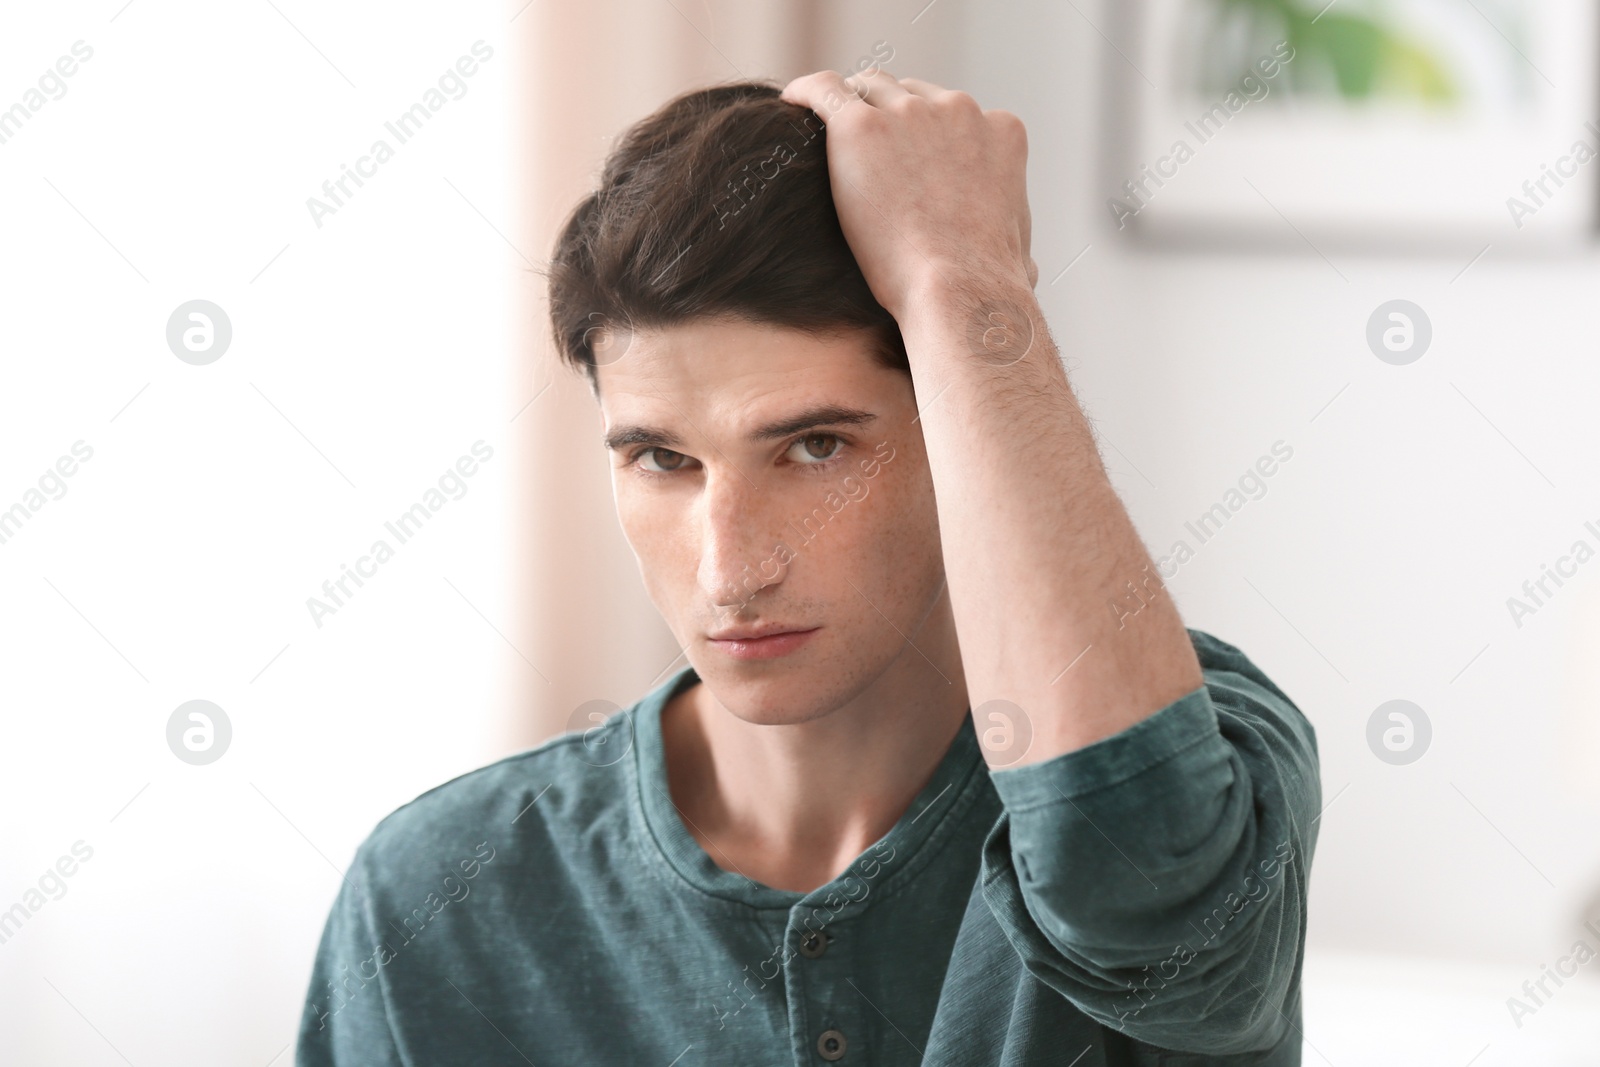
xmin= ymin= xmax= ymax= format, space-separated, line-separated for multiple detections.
xmin=351 ymin=711 xmax=641 ymax=886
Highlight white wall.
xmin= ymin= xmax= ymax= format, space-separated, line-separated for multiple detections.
xmin=0 ymin=2 xmax=515 ymax=1062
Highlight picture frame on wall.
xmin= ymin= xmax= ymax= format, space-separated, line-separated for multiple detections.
xmin=1100 ymin=0 xmax=1599 ymax=252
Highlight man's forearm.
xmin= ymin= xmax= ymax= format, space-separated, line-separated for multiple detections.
xmin=898 ymin=273 xmax=1203 ymax=765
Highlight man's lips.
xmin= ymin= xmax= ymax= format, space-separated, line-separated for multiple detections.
xmin=705 ymin=624 xmax=816 ymax=641
xmin=705 ymin=627 xmax=820 ymax=660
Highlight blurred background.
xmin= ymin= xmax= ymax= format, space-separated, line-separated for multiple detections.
xmin=1 ymin=0 xmax=1598 ymax=1063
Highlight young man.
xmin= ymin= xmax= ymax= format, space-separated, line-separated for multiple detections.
xmin=297 ymin=70 xmax=1320 ymax=1065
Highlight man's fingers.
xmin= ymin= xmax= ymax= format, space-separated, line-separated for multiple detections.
xmin=843 ymin=66 xmax=910 ymax=107
xmin=897 ymin=77 xmax=949 ymax=100
xmin=779 ymin=69 xmax=869 ymax=124
xmin=782 ymin=69 xmax=955 ymax=120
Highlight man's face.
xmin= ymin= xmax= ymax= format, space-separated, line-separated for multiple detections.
xmin=595 ymin=315 xmax=946 ymax=726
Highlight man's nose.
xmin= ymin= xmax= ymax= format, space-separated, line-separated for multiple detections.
xmin=699 ymin=471 xmax=786 ymax=610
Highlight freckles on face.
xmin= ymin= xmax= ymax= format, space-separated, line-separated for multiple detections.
xmin=593 ymin=316 xmax=945 ymax=716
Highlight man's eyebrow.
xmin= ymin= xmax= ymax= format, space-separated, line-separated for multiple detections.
xmin=602 ymin=404 xmax=879 ymax=452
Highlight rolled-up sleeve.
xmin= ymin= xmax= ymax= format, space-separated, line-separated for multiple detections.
xmin=981 ymin=628 xmax=1320 ymax=1055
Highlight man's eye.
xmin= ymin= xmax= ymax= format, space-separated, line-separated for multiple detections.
xmin=637 ymin=447 xmax=690 ymax=473
xmin=787 ymin=433 xmax=843 ymax=465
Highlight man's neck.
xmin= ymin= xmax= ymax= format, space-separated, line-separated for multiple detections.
xmin=660 ymin=605 xmax=969 ymax=895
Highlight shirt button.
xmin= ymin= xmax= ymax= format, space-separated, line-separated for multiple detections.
xmin=816 ymin=1028 xmax=847 ymax=1060
xmin=798 ymin=929 xmax=830 ymax=959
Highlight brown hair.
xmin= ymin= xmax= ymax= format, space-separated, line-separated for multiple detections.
xmin=544 ymin=79 xmax=909 ymax=394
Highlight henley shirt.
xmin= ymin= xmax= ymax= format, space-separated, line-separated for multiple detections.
xmin=296 ymin=627 xmax=1320 ymax=1066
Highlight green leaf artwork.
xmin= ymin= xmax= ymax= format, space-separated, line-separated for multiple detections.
xmin=1191 ymin=0 xmax=1463 ymax=103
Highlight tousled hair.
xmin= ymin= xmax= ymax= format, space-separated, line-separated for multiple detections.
xmin=543 ymin=79 xmax=909 ymax=394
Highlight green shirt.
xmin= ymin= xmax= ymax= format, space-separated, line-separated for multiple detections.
xmin=297 ymin=628 xmax=1319 ymax=1065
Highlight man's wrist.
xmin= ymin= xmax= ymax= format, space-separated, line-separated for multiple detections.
xmin=899 ymin=265 xmax=1043 ymax=369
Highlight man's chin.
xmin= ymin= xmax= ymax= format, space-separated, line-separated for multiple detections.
xmin=693 ymin=667 xmax=830 ymax=728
